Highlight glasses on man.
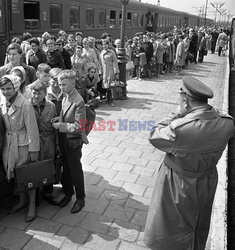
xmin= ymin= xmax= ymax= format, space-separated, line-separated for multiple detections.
xmin=90 ymin=71 xmax=96 ymax=73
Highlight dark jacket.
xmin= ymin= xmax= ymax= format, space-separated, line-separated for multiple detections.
xmin=46 ymin=50 xmax=65 ymax=69
xmin=60 ymin=49 xmax=72 ymax=69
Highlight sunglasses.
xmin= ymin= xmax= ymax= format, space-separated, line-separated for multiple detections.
xmin=90 ymin=71 xmax=96 ymax=73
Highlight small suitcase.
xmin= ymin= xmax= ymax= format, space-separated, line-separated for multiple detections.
xmin=14 ymin=158 xmax=56 ymax=191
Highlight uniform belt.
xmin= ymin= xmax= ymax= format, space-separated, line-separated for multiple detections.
xmin=164 ymin=154 xmax=216 ymax=178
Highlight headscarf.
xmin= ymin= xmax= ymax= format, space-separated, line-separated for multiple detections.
xmin=10 ymin=66 xmax=26 ymax=83
xmin=0 ymin=75 xmax=22 ymax=92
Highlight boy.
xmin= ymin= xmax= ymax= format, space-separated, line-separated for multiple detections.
xmin=36 ymin=63 xmax=51 ymax=86
xmin=52 ymin=70 xmax=88 ymax=213
xmin=30 ymin=80 xmax=58 ymax=205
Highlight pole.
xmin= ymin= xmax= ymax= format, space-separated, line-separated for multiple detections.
xmin=116 ymin=0 xmax=129 ymax=97
xmin=204 ymin=0 xmax=208 ymax=26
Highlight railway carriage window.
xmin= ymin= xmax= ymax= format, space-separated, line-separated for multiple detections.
xmin=50 ymin=4 xmax=62 ymax=30
xmin=70 ymin=6 xmax=80 ymax=29
xmin=86 ymin=8 xmax=94 ymax=28
xmin=119 ymin=12 xmax=122 ymax=27
xmin=24 ymin=1 xmax=40 ymax=30
xmin=99 ymin=9 xmax=106 ymax=28
xmin=138 ymin=14 xmax=144 ymax=27
xmin=133 ymin=13 xmax=138 ymax=27
xmin=127 ymin=12 xmax=132 ymax=28
xmin=110 ymin=10 xmax=116 ymax=28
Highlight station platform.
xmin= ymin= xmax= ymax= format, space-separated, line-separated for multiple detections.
xmin=0 ymin=53 xmax=230 ymax=250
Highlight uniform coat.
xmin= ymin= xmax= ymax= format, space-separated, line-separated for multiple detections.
xmin=175 ymin=41 xmax=185 ymax=66
xmin=0 ymin=93 xmax=40 ymax=179
xmin=144 ymin=105 xmax=234 ymax=250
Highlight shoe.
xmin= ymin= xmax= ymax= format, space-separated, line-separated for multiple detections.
xmin=8 ymin=204 xmax=27 ymax=214
xmin=59 ymin=195 xmax=72 ymax=208
xmin=25 ymin=213 xmax=36 ymax=223
xmin=43 ymin=194 xmax=59 ymax=206
xmin=71 ymin=199 xmax=85 ymax=213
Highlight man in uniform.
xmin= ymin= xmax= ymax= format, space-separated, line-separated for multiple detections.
xmin=144 ymin=76 xmax=234 ymax=250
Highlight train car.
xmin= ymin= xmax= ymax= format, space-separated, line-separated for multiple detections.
xmin=0 ymin=0 xmax=210 ymax=67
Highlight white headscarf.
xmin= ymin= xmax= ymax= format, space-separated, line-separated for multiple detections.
xmin=0 ymin=75 xmax=22 ymax=92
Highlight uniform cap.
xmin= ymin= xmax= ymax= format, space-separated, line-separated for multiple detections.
xmin=182 ymin=76 xmax=213 ymax=101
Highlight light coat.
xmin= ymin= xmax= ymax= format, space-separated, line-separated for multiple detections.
xmin=144 ymin=105 xmax=234 ymax=250
xmin=0 ymin=93 xmax=40 ymax=179
xmin=100 ymin=49 xmax=119 ymax=89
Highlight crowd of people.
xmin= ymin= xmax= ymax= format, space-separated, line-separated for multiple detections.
xmin=0 ymin=25 xmax=231 ymax=224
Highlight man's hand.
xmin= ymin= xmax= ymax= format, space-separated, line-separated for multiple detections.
xmin=29 ymin=151 xmax=39 ymax=162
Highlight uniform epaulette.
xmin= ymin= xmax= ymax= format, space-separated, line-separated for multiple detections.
xmin=170 ymin=118 xmax=196 ymax=130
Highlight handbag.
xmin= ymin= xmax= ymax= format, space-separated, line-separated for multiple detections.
xmin=14 ymin=158 xmax=56 ymax=191
xmin=126 ymin=61 xmax=134 ymax=71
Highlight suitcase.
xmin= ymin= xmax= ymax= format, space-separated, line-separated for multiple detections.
xmin=14 ymin=158 xmax=56 ymax=191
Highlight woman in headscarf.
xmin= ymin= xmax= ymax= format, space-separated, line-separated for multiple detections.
xmin=0 ymin=75 xmax=40 ymax=222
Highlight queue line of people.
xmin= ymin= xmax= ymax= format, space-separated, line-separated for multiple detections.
xmin=0 ymin=24 xmax=231 ymax=224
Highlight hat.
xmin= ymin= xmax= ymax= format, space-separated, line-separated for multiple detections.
xmin=1 ymin=75 xmax=22 ymax=92
xmin=182 ymin=76 xmax=213 ymax=101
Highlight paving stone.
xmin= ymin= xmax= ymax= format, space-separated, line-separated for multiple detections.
xmin=91 ymin=158 xmax=114 ymax=169
xmin=97 ymin=179 xmax=124 ymax=191
xmin=118 ymin=141 xmax=138 ymax=150
xmin=37 ymin=202 xmax=60 ymax=220
xmin=104 ymin=146 xmax=125 ymax=154
xmin=83 ymin=165 xmax=97 ymax=173
xmin=26 ymin=218 xmax=62 ymax=237
xmin=79 ymin=213 xmax=113 ymax=234
xmin=125 ymin=196 xmax=150 ymax=211
xmin=122 ymin=182 xmax=146 ymax=196
xmin=83 ymin=197 xmax=109 ymax=215
xmin=122 ymin=149 xmax=143 ymax=157
xmin=146 ymin=160 xmax=161 ymax=170
xmin=66 ymin=227 xmax=89 ymax=245
xmin=144 ymin=187 xmax=154 ymax=199
xmin=0 ymin=227 xmax=32 ymax=249
xmin=118 ymin=241 xmax=150 ymax=250
xmin=108 ymin=153 xmax=129 ymax=163
xmin=95 ymin=152 xmax=112 ymax=160
xmin=101 ymin=139 xmax=121 ymax=147
xmin=52 ymin=207 xmax=86 ymax=226
xmin=141 ymin=152 xmax=163 ymax=161
xmin=23 ymin=235 xmax=62 ymax=250
xmin=60 ymin=240 xmax=80 ymax=250
xmin=131 ymin=210 xmax=148 ymax=227
xmin=132 ymin=166 xmax=155 ymax=177
xmin=84 ymin=173 xmax=103 ymax=186
xmin=136 ymin=176 xmax=155 ymax=187
xmin=111 ymin=162 xmax=133 ymax=172
xmin=56 ymin=224 xmax=73 ymax=237
xmin=127 ymin=157 xmax=149 ymax=167
xmin=108 ymin=220 xmax=140 ymax=242
xmin=85 ymin=185 xmax=104 ymax=199
xmin=99 ymin=190 xmax=130 ymax=206
xmin=83 ymin=233 xmax=120 ymax=250
xmin=113 ymin=172 xmax=139 ymax=183
xmin=0 ymin=211 xmax=29 ymax=230
xmin=94 ymin=167 xmax=117 ymax=179
xmin=104 ymin=204 xmax=135 ymax=222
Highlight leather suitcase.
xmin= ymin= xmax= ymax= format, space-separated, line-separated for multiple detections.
xmin=14 ymin=158 xmax=56 ymax=191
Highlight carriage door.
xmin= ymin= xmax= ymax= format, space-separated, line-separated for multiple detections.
xmin=0 ymin=0 xmax=10 ymax=66
xmin=154 ymin=13 xmax=158 ymax=33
